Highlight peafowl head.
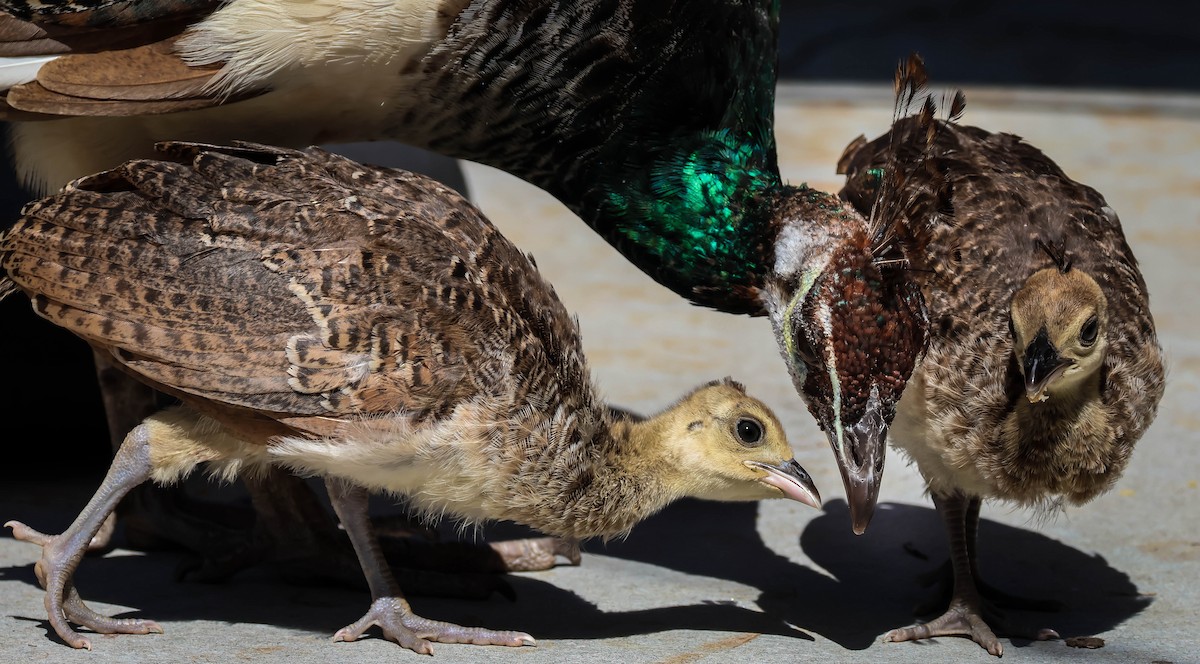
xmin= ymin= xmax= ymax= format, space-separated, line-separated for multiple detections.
xmin=760 ymin=185 xmax=927 ymax=535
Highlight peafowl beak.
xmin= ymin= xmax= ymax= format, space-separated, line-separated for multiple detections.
xmin=746 ymin=459 xmax=822 ymax=509
xmin=836 ymin=392 xmax=886 ymax=535
xmin=1023 ymin=327 xmax=1074 ymax=403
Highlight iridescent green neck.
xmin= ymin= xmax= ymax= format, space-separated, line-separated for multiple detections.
xmin=420 ymin=0 xmax=785 ymax=313
xmin=588 ymin=128 xmax=781 ymax=312
xmin=577 ymin=0 xmax=784 ymax=313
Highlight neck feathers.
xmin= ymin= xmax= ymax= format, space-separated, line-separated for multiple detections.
xmin=496 ymin=415 xmax=676 ymax=539
xmin=411 ymin=0 xmax=785 ymax=314
xmin=991 ymin=364 xmax=1120 ymax=506
xmin=580 ymin=129 xmax=781 ymax=313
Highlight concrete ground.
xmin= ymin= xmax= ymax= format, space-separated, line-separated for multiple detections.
xmin=1 ymin=84 xmax=1197 ymax=663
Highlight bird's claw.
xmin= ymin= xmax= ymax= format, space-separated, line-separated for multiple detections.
xmin=884 ymin=601 xmax=1004 ymax=656
xmin=334 ymin=596 xmax=535 ymax=654
xmin=488 ymin=536 xmax=581 ymax=571
xmin=7 ymin=520 xmax=163 ymax=649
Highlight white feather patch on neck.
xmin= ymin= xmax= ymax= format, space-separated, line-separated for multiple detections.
xmin=773 ymin=221 xmax=810 ymax=280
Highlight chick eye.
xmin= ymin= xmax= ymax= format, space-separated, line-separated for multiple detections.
xmin=1080 ymin=315 xmax=1099 ymax=346
xmin=735 ymin=417 xmax=764 ymax=446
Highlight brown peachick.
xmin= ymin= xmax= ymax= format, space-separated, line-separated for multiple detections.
xmin=1 ymin=142 xmax=821 ymax=653
xmin=837 ymin=55 xmax=1165 ymax=656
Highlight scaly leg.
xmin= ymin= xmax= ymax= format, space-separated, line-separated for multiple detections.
xmin=6 ymin=424 xmax=162 ymax=650
xmin=324 ymin=478 xmax=535 ymax=654
xmin=913 ymin=497 xmax=1064 ymax=618
xmin=884 ymin=491 xmax=1004 ymax=656
xmin=88 ymin=351 xmax=162 ymax=552
xmin=964 ymin=497 xmax=1063 ymax=613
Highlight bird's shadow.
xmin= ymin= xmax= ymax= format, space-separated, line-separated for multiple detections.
xmin=596 ymin=498 xmax=1152 ymax=650
xmin=1 ymin=478 xmax=1150 ymax=651
xmin=0 ymin=554 xmax=806 ymax=647
xmin=0 ymin=482 xmax=803 ymax=647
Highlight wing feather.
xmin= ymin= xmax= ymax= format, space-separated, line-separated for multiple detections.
xmin=2 ymin=142 xmax=591 ymax=428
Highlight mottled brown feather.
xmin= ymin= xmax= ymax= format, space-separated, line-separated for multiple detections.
xmin=1 ymin=142 xmax=592 ymax=440
xmin=839 ymin=63 xmax=1164 ymax=508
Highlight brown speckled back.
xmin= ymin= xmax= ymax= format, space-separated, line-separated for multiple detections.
xmin=1 ymin=142 xmax=593 ymax=429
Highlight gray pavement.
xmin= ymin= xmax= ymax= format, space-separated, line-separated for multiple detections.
xmin=2 ymin=84 xmax=1198 ymax=663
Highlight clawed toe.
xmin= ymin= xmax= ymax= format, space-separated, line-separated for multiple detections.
xmin=884 ymin=603 xmax=1004 ymax=657
xmin=63 ymin=587 xmax=163 ymax=636
xmin=489 ymin=536 xmax=581 ymax=571
xmin=335 ymin=596 xmax=534 ymax=654
xmin=6 ymin=521 xmax=52 ymax=546
xmin=8 ymin=521 xmax=163 ymax=649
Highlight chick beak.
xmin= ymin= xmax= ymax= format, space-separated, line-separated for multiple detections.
xmin=745 ymin=459 xmax=821 ymax=509
xmin=1023 ymin=328 xmax=1074 ymax=403
xmin=836 ymin=395 xmax=886 ymax=536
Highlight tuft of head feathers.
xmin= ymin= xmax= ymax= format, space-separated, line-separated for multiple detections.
xmin=840 ymin=53 xmax=962 ymax=276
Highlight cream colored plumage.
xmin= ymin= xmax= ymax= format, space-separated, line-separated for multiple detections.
xmin=1 ymin=0 xmax=462 ymax=190
xmin=1 ymin=142 xmax=821 ymax=653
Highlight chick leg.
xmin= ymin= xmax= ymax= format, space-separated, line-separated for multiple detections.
xmin=963 ymin=497 xmax=1063 ymax=613
xmin=324 ymin=478 xmax=535 ymax=654
xmin=884 ymin=490 xmax=1004 ymax=656
xmin=87 ymin=351 xmax=162 ymax=553
xmin=5 ymin=424 xmax=161 ymax=650
xmin=914 ymin=497 xmax=1064 ymax=617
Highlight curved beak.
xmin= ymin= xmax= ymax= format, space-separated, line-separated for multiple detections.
xmin=1023 ymin=328 xmax=1073 ymax=403
xmin=833 ymin=392 xmax=886 ymax=536
xmin=746 ymin=459 xmax=821 ymax=509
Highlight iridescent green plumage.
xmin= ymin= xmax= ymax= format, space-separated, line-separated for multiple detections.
xmin=492 ymin=0 xmax=788 ymax=313
xmin=596 ymin=0 xmax=780 ymax=308
xmin=602 ymin=128 xmax=779 ymax=295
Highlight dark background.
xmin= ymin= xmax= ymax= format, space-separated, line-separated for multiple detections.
xmin=2 ymin=0 xmax=1197 ymax=478
xmin=777 ymin=0 xmax=1199 ymax=90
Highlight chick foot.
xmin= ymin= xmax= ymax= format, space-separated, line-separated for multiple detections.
xmin=886 ymin=491 xmax=1064 ymax=657
xmin=6 ymin=424 xmax=157 ymax=650
xmin=7 ymin=522 xmax=164 ymax=649
xmin=325 ymin=477 xmax=536 ymax=654
xmin=334 ymin=596 xmax=534 ymax=653
xmin=907 ymin=494 xmax=1061 ymax=647
xmin=885 ymin=598 xmax=1003 ymax=656
xmin=915 ymin=588 xmax=1060 ymax=645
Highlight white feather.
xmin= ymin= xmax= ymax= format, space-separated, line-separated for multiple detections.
xmin=177 ymin=0 xmax=455 ymax=96
xmin=0 ymin=55 xmax=57 ymax=90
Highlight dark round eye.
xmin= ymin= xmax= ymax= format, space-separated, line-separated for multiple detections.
xmin=1080 ymin=315 xmax=1099 ymax=346
xmin=735 ymin=417 xmax=764 ymax=446
xmin=793 ymin=333 xmax=819 ymax=367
